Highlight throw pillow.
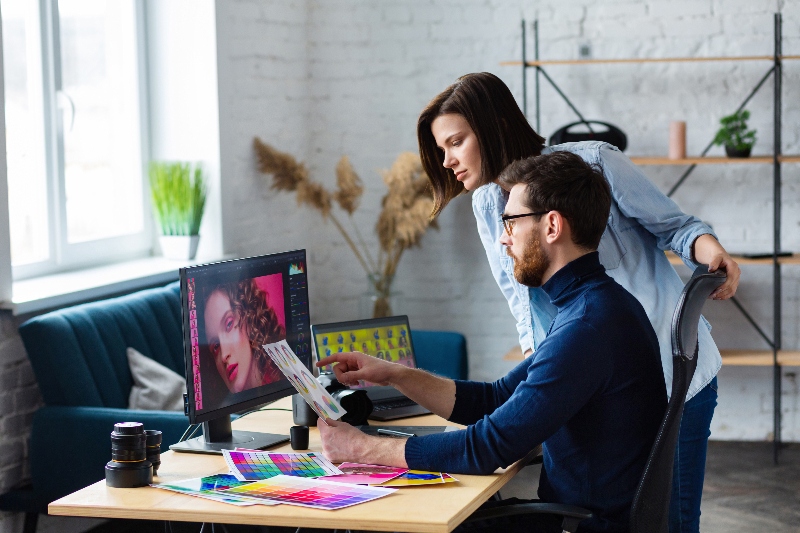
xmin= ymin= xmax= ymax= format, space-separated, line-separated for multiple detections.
xmin=127 ymin=347 xmax=186 ymax=411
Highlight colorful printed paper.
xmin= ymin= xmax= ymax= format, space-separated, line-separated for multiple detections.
xmin=442 ymin=473 xmax=459 ymax=483
xmin=224 ymin=450 xmax=342 ymax=481
xmin=263 ymin=339 xmax=345 ymax=421
xmin=219 ymin=474 xmax=396 ymax=510
xmin=379 ymin=470 xmax=446 ymax=487
xmin=152 ymin=474 xmax=276 ymax=506
xmin=324 ymin=463 xmax=407 ymax=485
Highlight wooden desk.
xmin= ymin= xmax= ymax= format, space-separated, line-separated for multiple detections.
xmin=49 ymin=397 xmax=532 ymax=532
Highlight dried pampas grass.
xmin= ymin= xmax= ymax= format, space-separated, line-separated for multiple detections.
xmin=254 ymin=138 xmax=438 ymax=317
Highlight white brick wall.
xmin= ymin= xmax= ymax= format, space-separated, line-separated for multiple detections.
xmin=215 ymin=0 xmax=800 ymax=441
xmin=0 ymin=1 xmax=798 ymax=530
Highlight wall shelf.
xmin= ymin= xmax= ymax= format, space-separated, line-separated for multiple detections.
xmin=666 ymin=251 xmax=800 ymax=267
xmin=507 ymin=14 xmax=792 ymax=461
xmin=504 ymin=346 xmax=800 ymax=367
xmin=630 ymin=155 xmax=799 ymax=165
xmin=500 ymin=55 xmax=800 ymax=67
xmin=721 ymin=350 xmax=800 ymax=367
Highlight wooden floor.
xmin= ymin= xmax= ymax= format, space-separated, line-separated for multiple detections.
xmin=42 ymin=441 xmax=797 ymax=533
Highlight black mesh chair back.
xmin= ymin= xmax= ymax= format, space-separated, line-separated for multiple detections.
xmin=629 ymin=266 xmax=725 ymax=533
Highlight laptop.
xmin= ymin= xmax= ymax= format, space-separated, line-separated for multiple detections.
xmin=312 ymin=315 xmax=431 ymax=421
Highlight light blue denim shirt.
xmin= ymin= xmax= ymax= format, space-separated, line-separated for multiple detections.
xmin=473 ymin=141 xmax=721 ymax=400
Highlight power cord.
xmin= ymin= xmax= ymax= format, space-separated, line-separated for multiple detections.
xmin=178 ymin=406 xmax=292 ymax=442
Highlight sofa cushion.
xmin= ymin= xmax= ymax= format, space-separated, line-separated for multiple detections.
xmin=127 ymin=347 xmax=185 ymax=411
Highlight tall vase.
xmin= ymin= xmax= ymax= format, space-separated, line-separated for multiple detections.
xmin=360 ymin=274 xmax=402 ymax=318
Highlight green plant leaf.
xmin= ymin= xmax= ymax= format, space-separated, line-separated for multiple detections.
xmin=148 ymin=161 xmax=208 ymax=236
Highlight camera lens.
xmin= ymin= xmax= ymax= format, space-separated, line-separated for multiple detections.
xmin=105 ymin=422 xmax=153 ymax=488
xmin=145 ymin=430 xmax=162 ymax=475
xmin=331 ymin=389 xmax=373 ymax=426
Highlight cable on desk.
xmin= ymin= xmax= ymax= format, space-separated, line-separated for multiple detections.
xmin=178 ymin=423 xmax=200 ymax=443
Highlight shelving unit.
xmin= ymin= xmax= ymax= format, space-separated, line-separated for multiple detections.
xmin=506 ymin=14 xmax=797 ymax=463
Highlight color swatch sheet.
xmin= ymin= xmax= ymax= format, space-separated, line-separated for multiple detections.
xmin=263 ymin=339 xmax=345 ymax=421
xmin=379 ymin=470 xmax=447 ymax=487
xmin=325 ymin=463 xmax=407 ymax=485
xmin=219 ymin=474 xmax=396 ymax=510
xmin=224 ymin=450 xmax=342 ymax=481
xmin=153 ymin=474 xmax=276 ymax=506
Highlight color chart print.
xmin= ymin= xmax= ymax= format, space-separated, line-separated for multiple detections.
xmin=153 ymin=474 xmax=274 ymax=506
xmin=379 ymin=470 xmax=446 ymax=487
xmin=219 ymin=474 xmax=396 ymax=510
xmin=224 ymin=450 xmax=342 ymax=482
xmin=325 ymin=463 xmax=407 ymax=485
xmin=263 ymin=339 xmax=345 ymax=421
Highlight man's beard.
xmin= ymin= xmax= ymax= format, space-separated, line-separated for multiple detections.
xmin=507 ymin=232 xmax=551 ymax=288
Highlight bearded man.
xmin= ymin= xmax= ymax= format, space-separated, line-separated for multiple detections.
xmin=316 ymin=151 xmax=667 ymax=533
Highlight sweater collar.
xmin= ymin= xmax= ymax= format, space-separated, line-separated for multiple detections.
xmin=541 ymin=251 xmax=604 ymax=306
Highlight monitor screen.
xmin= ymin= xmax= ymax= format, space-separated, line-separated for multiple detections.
xmin=181 ymin=249 xmax=311 ymax=426
xmin=312 ymin=316 xmax=416 ymax=389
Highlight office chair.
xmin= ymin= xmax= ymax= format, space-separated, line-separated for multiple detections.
xmin=463 ymin=265 xmax=726 ymax=533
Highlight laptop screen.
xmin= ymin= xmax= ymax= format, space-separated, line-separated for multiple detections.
xmin=312 ymin=315 xmax=416 ymax=388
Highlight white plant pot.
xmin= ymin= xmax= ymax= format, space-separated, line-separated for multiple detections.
xmin=159 ymin=235 xmax=200 ymax=261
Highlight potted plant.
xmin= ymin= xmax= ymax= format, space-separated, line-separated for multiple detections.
xmin=148 ymin=161 xmax=207 ymax=260
xmin=713 ymin=109 xmax=757 ymax=158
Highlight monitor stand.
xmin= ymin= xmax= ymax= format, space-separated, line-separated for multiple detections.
xmin=170 ymin=415 xmax=289 ymax=455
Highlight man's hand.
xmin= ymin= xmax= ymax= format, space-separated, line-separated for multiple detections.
xmin=318 ymin=418 xmax=408 ymax=467
xmin=317 ymin=418 xmax=370 ymax=463
xmin=316 ymin=351 xmax=401 ymax=387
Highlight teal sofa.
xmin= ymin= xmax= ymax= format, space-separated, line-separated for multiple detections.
xmin=0 ymin=280 xmax=468 ymax=532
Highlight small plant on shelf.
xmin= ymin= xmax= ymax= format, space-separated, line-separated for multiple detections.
xmin=148 ymin=161 xmax=207 ymax=260
xmin=712 ymin=109 xmax=757 ymax=158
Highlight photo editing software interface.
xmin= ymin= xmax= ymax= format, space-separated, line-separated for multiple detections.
xmin=315 ymin=318 xmax=415 ymax=389
xmin=183 ymin=250 xmax=311 ymax=419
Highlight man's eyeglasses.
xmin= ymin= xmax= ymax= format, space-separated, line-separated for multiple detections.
xmin=501 ymin=211 xmax=548 ymax=236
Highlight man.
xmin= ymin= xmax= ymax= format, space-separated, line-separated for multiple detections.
xmin=317 ymin=151 xmax=667 ymax=533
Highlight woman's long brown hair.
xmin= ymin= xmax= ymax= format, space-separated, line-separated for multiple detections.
xmin=417 ymin=72 xmax=546 ymax=217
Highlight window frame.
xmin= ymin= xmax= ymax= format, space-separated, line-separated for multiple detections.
xmin=9 ymin=0 xmax=153 ymax=281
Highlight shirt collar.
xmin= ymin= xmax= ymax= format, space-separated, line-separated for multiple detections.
xmin=541 ymin=251 xmax=604 ymax=306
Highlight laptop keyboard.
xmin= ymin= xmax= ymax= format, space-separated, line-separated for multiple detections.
xmin=372 ymin=398 xmax=418 ymax=411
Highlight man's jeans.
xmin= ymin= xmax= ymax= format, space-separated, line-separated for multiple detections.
xmin=670 ymin=377 xmax=718 ymax=533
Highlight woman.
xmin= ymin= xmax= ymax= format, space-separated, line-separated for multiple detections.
xmin=417 ymin=72 xmax=740 ymax=533
xmin=202 ymin=279 xmax=285 ymax=394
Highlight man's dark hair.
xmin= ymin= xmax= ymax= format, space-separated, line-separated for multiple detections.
xmin=417 ymin=72 xmax=546 ymax=217
xmin=498 ymin=151 xmax=612 ymax=250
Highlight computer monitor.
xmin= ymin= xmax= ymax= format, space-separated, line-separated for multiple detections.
xmin=170 ymin=249 xmax=311 ymax=454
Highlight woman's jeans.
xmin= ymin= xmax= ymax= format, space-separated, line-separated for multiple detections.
xmin=669 ymin=377 xmax=718 ymax=533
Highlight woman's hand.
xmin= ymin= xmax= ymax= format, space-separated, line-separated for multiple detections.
xmin=316 ymin=351 xmax=401 ymax=387
xmin=692 ymin=234 xmax=741 ymax=300
xmin=707 ymin=251 xmax=741 ymax=300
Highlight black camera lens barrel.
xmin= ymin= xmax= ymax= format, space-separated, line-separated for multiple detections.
xmin=105 ymin=422 xmax=153 ymax=488
xmin=145 ymin=430 xmax=162 ymax=475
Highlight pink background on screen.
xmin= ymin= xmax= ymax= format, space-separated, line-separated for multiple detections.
xmin=254 ymin=274 xmax=285 ymax=329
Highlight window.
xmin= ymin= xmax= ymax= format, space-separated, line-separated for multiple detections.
xmin=2 ymin=0 xmax=150 ymax=280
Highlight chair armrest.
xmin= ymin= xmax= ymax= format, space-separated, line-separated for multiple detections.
xmin=465 ymin=502 xmax=592 ymax=533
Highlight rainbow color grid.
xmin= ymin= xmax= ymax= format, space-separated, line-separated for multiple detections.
xmin=224 ymin=450 xmax=342 ymax=481
xmin=153 ymin=474 xmax=274 ymax=506
xmin=219 ymin=474 xmax=396 ymax=510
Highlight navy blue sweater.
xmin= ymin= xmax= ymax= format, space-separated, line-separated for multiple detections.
xmin=405 ymin=252 xmax=667 ymax=532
